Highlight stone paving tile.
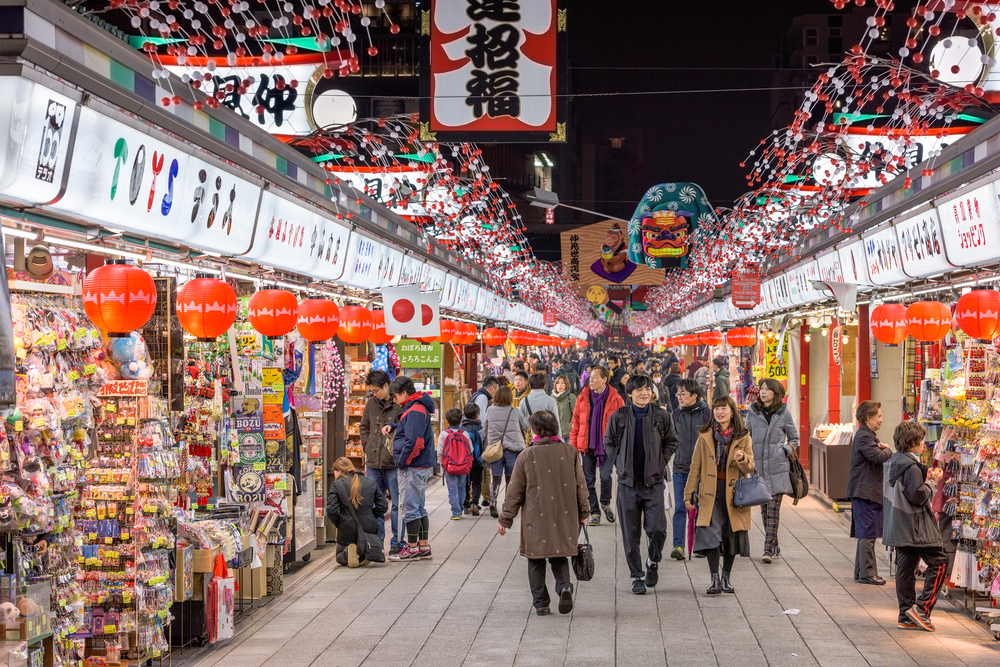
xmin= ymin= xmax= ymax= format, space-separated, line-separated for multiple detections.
xmin=176 ymin=477 xmax=1000 ymax=667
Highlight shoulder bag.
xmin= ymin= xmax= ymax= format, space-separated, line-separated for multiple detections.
xmin=523 ymin=397 xmax=534 ymax=447
xmin=573 ymin=525 xmax=595 ymax=581
xmin=482 ymin=407 xmax=514 ymax=463
xmin=733 ymin=472 xmax=773 ymax=508
xmin=343 ymin=485 xmax=385 ymax=563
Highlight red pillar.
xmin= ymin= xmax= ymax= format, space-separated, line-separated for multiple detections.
xmin=799 ymin=322 xmax=810 ymax=469
xmin=828 ymin=316 xmax=841 ymax=423
xmin=857 ymin=303 xmax=871 ymax=404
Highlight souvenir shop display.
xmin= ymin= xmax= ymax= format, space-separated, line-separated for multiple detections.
xmin=345 ymin=353 xmax=369 ymax=464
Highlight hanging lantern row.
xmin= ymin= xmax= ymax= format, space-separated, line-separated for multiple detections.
xmin=870 ymin=290 xmax=1000 ymax=345
xmin=727 ymin=327 xmax=757 ymax=347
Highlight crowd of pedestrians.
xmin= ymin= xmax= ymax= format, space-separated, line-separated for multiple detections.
xmin=322 ymin=344 xmax=951 ymax=631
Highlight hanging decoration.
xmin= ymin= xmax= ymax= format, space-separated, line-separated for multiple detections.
xmin=369 ymin=311 xmax=394 ymax=345
xmin=437 ymin=319 xmax=456 ymax=344
xmin=727 ymin=327 xmax=757 ymax=347
xmin=296 ymin=298 xmax=340 ymax=342
xmin=337 ymin=305 xmax=373 ymax=344
xmin=321 ymin=340 xmax=349 ymax=412
xmin=955 ymin=288 xmax=1000 ymax=342
xmin=698 ymin=331 xmax=724 ymax=346
xmin=870 ymin=303 xmax=909 ymax=345
xmin=905 ymin=301 xmax=951 ymax=342
xmin=82 ymin=260 xmax=157 ymax=337
xmin=176 ymin=274 xmax=238 ymax=341
xmin=248 ymin=288 xmax=298 ymax=338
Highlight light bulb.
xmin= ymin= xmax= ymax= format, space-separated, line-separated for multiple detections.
xmin=821 ymin=329 xmax=828 ymax=337
xmin=804 ymin=334 xmax=811 ymax=342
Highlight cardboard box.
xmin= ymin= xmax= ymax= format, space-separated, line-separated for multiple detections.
xmin=193 ymin=547 xmax=220 ymax=573
xmin=227 ymin=535 xmax=267 ymax=599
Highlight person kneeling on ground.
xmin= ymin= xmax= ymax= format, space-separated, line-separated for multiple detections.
xmin=326 ymin=457 xmax=388 ymax=568
xmin=884 ymin=421 xmax=947 ymax=632
xmin=498 ymin=410 xmax=590 ymax=616
xmin=604 ymin=374 xmax=679 ymax=595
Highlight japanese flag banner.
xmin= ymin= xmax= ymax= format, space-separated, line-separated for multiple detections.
xmin=382 ymin=285 xmax=440 ymax=337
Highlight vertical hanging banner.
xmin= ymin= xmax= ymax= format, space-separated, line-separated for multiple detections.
xmin=543 ymin=306 xmax=557 ymax=327
xmin=732 ymin=265 xmax=761 ymax=309
xmin=421 ymin=0 xmax=568 ymax=142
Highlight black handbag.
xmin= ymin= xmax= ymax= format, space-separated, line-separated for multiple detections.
xmin=573 ymin=525 xmax=595 ymax=581
xmin=788 ymin=452 xmax=810 ymax=505
xmin=344 ymin=491 xmax=386 ymax=563
xmin=733 ymin=472 xmax=773 ymax=508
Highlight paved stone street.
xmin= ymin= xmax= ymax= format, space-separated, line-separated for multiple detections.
xmin=180 ymin=478 xmax=1000 ymax=667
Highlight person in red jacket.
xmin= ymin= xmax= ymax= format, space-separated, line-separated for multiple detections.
xmin=570 ymin=367 xmax=626 ymax=526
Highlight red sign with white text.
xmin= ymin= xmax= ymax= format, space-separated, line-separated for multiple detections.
xmin=732 ymin=266 xmax=761 ymax=309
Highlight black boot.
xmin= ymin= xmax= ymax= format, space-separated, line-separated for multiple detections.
xmin=706 ymin=574 xmax=722 ymax=595
xmin=721 ymin=571 xmax=735 ymax=594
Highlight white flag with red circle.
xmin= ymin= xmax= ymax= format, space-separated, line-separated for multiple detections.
xmin=382 ymin=285 xmax=440 ymax=337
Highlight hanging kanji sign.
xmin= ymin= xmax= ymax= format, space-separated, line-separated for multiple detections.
xmin=543 ymin=306 xmax=557 ymax=327
xmin=421 ymin=0 xmax=568 ymax=142
xmin=732 ymin=265 xmax=761 ymax=309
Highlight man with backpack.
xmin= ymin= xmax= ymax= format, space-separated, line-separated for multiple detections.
xmin=461 ymin=403 xmax=486 ymax=516
xmin=669 ymin=379 xmax=711 ymax=560
xmin=437 ymin=408 xmax=475 ymax=520
xmin=469 ymin=376 xmax=499 ymax=509
xmin=520 ymin=373 xmax=560 ymax=434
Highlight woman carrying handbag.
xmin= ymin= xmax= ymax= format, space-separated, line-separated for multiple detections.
xmin=684 ymin=396 xmax=755 ymax=595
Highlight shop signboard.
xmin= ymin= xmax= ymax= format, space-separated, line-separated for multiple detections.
xmin=331 ymin=169 xmax=462 ymax=220
xmin=764 ymin=336 xmax=789 ymax=380
xmin=837 ymin=238 xmax=874 ymax=286
xmin=731 ymin=265 xmax=761 ymax=309
xmin=787 ymin=268 xmax=806 ymax=305
xmin=251 ymin=190 xmax=349 ymax=281
xmin=937 ymin=181 xmax=1000 ymax=268
xmin=0 ymin=78 xmax=77 ymax=207
xmin=811 ymin=132 xmax=958 ymax=190
xmin=421 ymin=264 xmax=447 ymax=292
xmin=398 ymin=254 xmax=425 ymax=287
xmin=543 ymin=306 xmax=557 ymax=327
xmin=772 ymin=274 xmax=792 ymax=309
xmin=340 ymin=234 xmax=405 ymax=289
xmin=816 ymin=250 xmax=844 ymax=283
xmin=473 ymin=286 xmax=491 ymax=317
xmin=863 ymin=224 xmax=907 ymax=286
xmin=398 ymin=339 xmax=443 ymax=368
xmin=422 ymin=0 xmax=566 ymax=142
xmin=440 ymin=274 xmax=460 ymax=308
xmin=0 ymin=234 xmax=13 ymax=408
xmin=559 ymin=218 xmax=665 ymax=287
xmin=893 ymin=208 xmax=953 ymax=278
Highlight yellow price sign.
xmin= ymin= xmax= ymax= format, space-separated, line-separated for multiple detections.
xmin=764 ymin=336 xmax=789 ymax=381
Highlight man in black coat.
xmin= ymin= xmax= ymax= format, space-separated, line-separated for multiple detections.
xmin=360 ymin=370 xmax=403 ymax=554
xmin=604 ymin=375 xmax=679 ymax=596
xmin=845 ymin=400 xmax=892 ymax=585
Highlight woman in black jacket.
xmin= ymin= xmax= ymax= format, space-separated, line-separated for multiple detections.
xmin=845 ymin=401 xmax=892 ymax=585
xmin=327 ymin=457 xmax=389 ymax=567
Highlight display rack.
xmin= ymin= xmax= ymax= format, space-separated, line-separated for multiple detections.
xmin=346 ymin=353 xmax=369 ymax=469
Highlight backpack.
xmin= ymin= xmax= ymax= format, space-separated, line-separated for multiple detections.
xmin=788 ymin=452 xmax=810 ymax=505
xmin=462 ymin=426 xmax=483 ymax=464
xmin=694 ymin=366 xmax=710 ymax=396
xmin=441 ymin=429 xmax=473 ymax=475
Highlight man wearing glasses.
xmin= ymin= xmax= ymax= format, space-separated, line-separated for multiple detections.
xmin=361 ymin=370 xmax=403 ymax=555
xmin=669 ymin=379 xmax=711 ymax=560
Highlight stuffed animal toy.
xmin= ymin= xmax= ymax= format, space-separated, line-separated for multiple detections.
xmin=109 ymin=333 xmax=152 ymax=380
xmin=0 ymin=601 xmax=19 ymax=624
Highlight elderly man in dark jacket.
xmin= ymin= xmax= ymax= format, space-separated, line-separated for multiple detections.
xmin=846 ymin=400 xmax=892 ymax=585
xmin=669 ymin=378 xmax=710 ymax=560
xmin=604 ymin=375 xmax=679 ymax=595
xmin=360 ymin=370 xmax=403 ymax=554
xmin=883 ymin=421 xmax=947 ymax=632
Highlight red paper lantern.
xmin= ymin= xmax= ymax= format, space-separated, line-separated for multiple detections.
xmin=482 ymin=328 xmax=507 ymax=346
xmin=369 ymin=311 xmax=394 ymax=345
xmin=176 ymin=274 xmax=237 ymax=341
xmin=248 ymin=289 xmax=298 ymax=338
xmin=296 ymin=299 xmax=340 ymax=342
xmin=870 ymin=304 xmax=908 ymax=345
xmin=82 ymin=260 xmax=157 ymax=337
xmin=337 ymin=305 xmax=373 ymax=344
xmin=579 ymin=340 xmax=588 ymax=348
xmin=560 ymin=338 xmax=572 ymax=348
xmin=509 ymin=330 xmax=528 ymax=346
xmin=699 ymin=331 xmax=724 ymax=346
xmin=461 ymin=323 xmax=477 ymax=344
xmin=905 ymin=301 xmax=951 ymax=341
xmin=726 ymin=327 xmax=756 ymax=347
xmin=956 ymin=288 xmax=1000 ymax=341
xmin=437 ymin=319 xmax=456 ymax=344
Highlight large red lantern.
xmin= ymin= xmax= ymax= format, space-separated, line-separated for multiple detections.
xmin=870 ymin=304 xmax=908 ymax=345
xmin=560 ymin=338 xmax=573 ymax=348
xmin=509 ymin=330 xmax=528 ymax=346
xmin=296 ymin=299 xmax=340 ymax=342
xmin=461 ymin=323 xmax=477 ymax=344
xmin=337 ymin=305 xmax=373 ymax=344
xmin=905 ymin=301 xmax=951 ymax=341
xmin=699 ymin=331 xmax=724 ymax=346
xmin=726 ymin=327 xmax=756 ymax=347
xmin=437 ymin=320 xmax=456 ymax=344
xmin=176 ymin=274 xmax=237 ymax=341
xmin=369 ymin=311 xmax=394 ymax=345
xmin=248 ymin=289 xmax=298 ymax=338
xmin=82 ymin=260 xmax=157 ymax=337
xmin=956 ymin=288 xmax=1000 ymax=341
xmin=482 ymin=328 xmax=507 ymax=346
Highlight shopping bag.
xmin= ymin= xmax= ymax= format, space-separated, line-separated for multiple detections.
xmin=207 ymin=554 xmax=235 ymax=643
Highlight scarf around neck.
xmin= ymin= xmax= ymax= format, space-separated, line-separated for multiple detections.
xmin=713 ymin=423 xmax=735 ymax=467
xmin=589 ymin=386 xmax=610 ymax=465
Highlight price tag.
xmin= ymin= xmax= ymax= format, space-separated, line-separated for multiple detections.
xmin=274 ymin=481 xmax=287 ymax=490
xmin=57 ymin=339 xmax=67 ymax=351
xmin=103 ymin=624 xmax=116 ymax=635
xmin=104 ymin=537 xmax=112 ymax=544
xmin=13 ymin=421 xmax=22 ymax=432
xmin=82 ymin=364 xmax=96 ymax=376
xmin=126 ymin=417 xmax=135 ymax=426
xmin=15 ymin=346 xmax=26 ymax=359
xmin=67 ymin=371 xmax=79 ymax=381
xmin=253 ymin=462 xmax=265 ymax=471
xmin=31 ymin=417 xmax=46 ymax=429
xmin=85 ymin=509 xmax=95 ymax=517
xmin=116 ymin=417 xmax=125 ymax=425
xmin=121 ymin=530 xmax=129 ymax=540
xmin=75 ymin=328 xmax=87 ymax=340
xmin=88 ymin=532 xmax=97 ymax=540
xmin=90 ymin=328 xmax=100 ymax=339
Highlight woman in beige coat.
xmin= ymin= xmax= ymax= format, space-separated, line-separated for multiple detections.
xmin=684 ymin=396 xmax=755 ymax=596
xmin=499 ymin=410 xmax=590 ymax=616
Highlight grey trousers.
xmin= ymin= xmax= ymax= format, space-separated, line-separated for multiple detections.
xmin=617 ymin=481 xmax=668 ymax=579
xmin=855 ymin=537 xmax=878 ymax=579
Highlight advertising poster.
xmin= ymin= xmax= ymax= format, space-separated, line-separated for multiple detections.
xmin=560 ymin=219 xmax=665 ymax=287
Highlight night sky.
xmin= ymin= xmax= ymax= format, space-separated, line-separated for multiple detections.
xmin=528 ymin=0 xmax=837 ymax=260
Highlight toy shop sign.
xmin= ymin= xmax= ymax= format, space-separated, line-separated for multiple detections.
xmin=97 ymin=380 xmax=148 ymax=396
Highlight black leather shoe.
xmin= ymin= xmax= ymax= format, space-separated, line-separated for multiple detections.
xmin=706 ymin=574 xmax=722 ymax=595
xmin=858 ymin=576 xmax=887 ymax=586
xmin=535 ymin=606 xmax=550 ymax=616
xmin=721 ymin=572 xmax=735 ymax=594
xmin=603 ymin=506 xmax=616 ymax=523
xmin=558 ymin=587 xmax=574 ymax=614
xmin=645 ymin=561 xmax=658 ymax=588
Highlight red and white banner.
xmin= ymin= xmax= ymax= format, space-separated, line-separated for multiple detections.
xmin=382 ymin=285 xmax=440 ymax=337
xmin=732 ymin=265 xmax=761 ymax=309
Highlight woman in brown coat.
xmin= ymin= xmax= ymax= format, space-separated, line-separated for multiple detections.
xmin=499 ymin=410 xmax=590 ymax=616
xmin=684 ymin=396 xmax=755 ymax=596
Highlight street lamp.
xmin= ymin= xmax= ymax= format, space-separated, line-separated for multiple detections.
xmin=526 ymin=187 xmax=631 ymax=223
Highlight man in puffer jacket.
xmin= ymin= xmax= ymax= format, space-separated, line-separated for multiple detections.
xmin=883 ymin=421 xmax=947 ymax=632
xmin=383 ymin=375 xmax=437 ymax=562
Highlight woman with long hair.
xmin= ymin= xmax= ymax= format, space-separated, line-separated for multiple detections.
xmin=684 ymin=396 xmax=755 ymax=595
xmin=551 ymin=375 xmax=577 ymax=442
xmin=326 ymin=457 xmax=388 ymax=567
xmin=745 ymin=378 xmax=799 ymax=563
xmin=482 ymin=383 xmax=530 ymax=518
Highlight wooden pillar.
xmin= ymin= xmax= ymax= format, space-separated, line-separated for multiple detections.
xmin=799 ymin=322 xmax=810 ymax=469
xmin=857 ymin=304 xmax=871 ymax=404
xmin=828 ymin=316 xmax=841 ymax=423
